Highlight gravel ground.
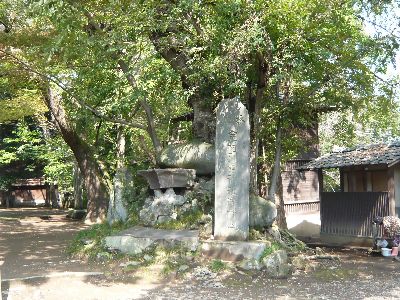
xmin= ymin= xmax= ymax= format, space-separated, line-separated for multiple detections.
xmin=143 ymin=251 xmax=400 ymax=300
xmin=2 ymin=208 xmax=400 ymax=300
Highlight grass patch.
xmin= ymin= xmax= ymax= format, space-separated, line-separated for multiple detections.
xmin=209 ymin=259 xmax=227 ymax=273
xmin=156 ymin=245 xmax=193 ymax=276
xmin=259 ymin=242 xmax=283 ymax=261
xmin=314 ymin=268 xmax=358 ymax=281
xmin=154 ymin=209 xmax=203 ymax=230
xmin=67 ymin=221 xmax=130 ymax=259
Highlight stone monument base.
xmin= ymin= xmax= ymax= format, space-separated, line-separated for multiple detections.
xmin=200 ymin=240 xmax=270 ymax=262
xmin=105 ymin=226 xmax=199 ymax=255
xmin=137 ymin=168 xmax=196 ymax=189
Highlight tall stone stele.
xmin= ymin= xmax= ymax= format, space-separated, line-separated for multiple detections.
xmin=214 ymin=97 xmax=250 ymax=241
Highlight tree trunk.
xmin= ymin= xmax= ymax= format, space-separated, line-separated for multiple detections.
xmin=275 ymin=174 xmax=287 ymax=229
xmin=50 ymin=183 xmax=59 ymax=208
xmin=248 ymin=53 xmax=268 ymax=195
xmin=248 ymin=92 xmax=258 ymax=195
xmin=73 ymin=161 xmax=83 ymax=209
xmin=150 ymin=26 xmax=216 ymax=144
xmin=42 ymin=84 xmax=109 ymax=223
xmin=191 ymin=98 xmax=215 ymax=143
xmin=268 ymin=121 xmax=282 ymax=203
xmin=249 ymin=102 xmax=261 ymax=195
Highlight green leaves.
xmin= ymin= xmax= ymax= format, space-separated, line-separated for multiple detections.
xmin=1 ymin=0 xmax=399 ymax=193
xmin=0 ymin=90 xmax=48 ymax=123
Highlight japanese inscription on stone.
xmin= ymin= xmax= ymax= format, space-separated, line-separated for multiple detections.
xmin=214 ymin=97 xmax=250 ymax=241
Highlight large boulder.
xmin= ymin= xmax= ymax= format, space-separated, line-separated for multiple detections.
xmin=262 ymin=250 xmax=292 ymax=278
xmin=249 ymin=194 xmax=277 ymax=228
xmin=160 ymin=142 xmax=215 ymax=175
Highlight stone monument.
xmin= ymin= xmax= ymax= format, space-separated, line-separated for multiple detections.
xmin=214 ymin=97 xmax=250 ymax=240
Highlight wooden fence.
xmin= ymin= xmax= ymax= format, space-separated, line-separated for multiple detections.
xmin=321 ymin=192 xmax=389 ymax=237
xmin=284 ymin=200 xmax=320 ymax=214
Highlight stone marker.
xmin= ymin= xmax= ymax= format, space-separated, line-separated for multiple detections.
xmin=214 ymin=97 xmax=250 ymax=240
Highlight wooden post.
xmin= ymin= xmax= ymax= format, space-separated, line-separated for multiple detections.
xmin=318 ymin=169 xmax=324 ymax=234
xmin=388 ymin=167 xmax=395 ymax=216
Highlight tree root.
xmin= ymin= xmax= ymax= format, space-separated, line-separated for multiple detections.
xmin=278 ymin=229 xmax=309 ymax=252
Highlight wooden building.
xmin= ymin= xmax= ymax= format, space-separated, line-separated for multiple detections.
xmin=281 ymin=119 xmax=322 ymax=241
xmin=299 ymin=142 xmax=400 ymax=245
xmin=282 ymin=160 xmax=320 ymax=214
xmin=282 ymin=160 xmax=321 ymax=242
xmin=0 ymin=178 xmax=58 ymax=207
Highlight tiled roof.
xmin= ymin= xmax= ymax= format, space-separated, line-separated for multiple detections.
xmin=299 ymin=142 xmax=400 ymax=170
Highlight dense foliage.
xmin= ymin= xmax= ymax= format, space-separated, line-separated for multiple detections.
xmin=0 ymin=0 xmax=399 ymax=220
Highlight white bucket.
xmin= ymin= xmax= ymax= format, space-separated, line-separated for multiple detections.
xmin=381 ymin=248 xmax=392 ymax=257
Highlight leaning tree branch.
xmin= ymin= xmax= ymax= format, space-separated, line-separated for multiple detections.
xmin=0 ymin=49 xmax=147 ymax=130
xmin=80 ymin=7 xmax=164 ymax=160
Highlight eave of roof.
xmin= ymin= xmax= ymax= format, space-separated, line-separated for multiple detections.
xmin=298 ymin=142 xmax=400 ymax=170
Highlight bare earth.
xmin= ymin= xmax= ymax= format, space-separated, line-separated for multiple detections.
xmin=1 ymin=208 xmax=400 ymax=300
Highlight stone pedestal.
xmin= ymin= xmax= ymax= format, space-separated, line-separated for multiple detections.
xmin=137 ymin=168 xmax=196 ymax=189
xmin=214 ymin=97 xmax=250 ymax=241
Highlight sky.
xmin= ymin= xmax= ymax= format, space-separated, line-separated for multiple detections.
xmin=363 ymin=5 xmax=400 ymax=79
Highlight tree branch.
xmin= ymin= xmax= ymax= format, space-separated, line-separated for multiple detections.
xmin=357 ymin=14 xmax=400 ymax=40
xmin=0 ymin=49 xmax=147 ymax=130
xmin=79 ymin=6 xmax=164 ymax=161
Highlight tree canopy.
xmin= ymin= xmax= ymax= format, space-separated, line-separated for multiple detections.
xmin=0 ymin=0 xmax=399 ymax=221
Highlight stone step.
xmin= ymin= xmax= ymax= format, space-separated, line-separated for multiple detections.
xmin=105 ymin=226 xmax=199 ymax=255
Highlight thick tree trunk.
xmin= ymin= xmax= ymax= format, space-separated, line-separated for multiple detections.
xmin=248 ymin=53 xmax=268 ymax=195
xmin=150 ymin=25 xmax=216 ymax=144
xmin=73 ymin=161 xmax=83 ymax=209
xmin=249 ymin=101 xmax=261 ymax=195
xmin=80 ymin=153 xmax=110 ymax=223
xmin=191 ymin=98 xmax=215 ymax=143
xmin=42 ymin=84 xmax=109 ymax=223
xmin=247 ymin=92 xmax=258 ymax=195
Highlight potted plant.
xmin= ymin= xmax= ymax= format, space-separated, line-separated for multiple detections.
xmin=391 ymin=236 xmax=400 ymax=256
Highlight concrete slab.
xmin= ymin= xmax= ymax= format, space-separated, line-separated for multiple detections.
xmin=201 ymin=240 xmax=270 ymax=262
xmin=105 ymin=226 xmax=199 ymax=255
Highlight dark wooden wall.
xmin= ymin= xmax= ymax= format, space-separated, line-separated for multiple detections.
xmin=282 ymin=169 xmax=320 ymax=203
xmin=321 ymin=192 xmax=389 ymax=237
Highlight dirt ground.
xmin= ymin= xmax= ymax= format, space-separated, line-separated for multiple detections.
xmin=1 ymin=208 xmax=400 ymax=300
